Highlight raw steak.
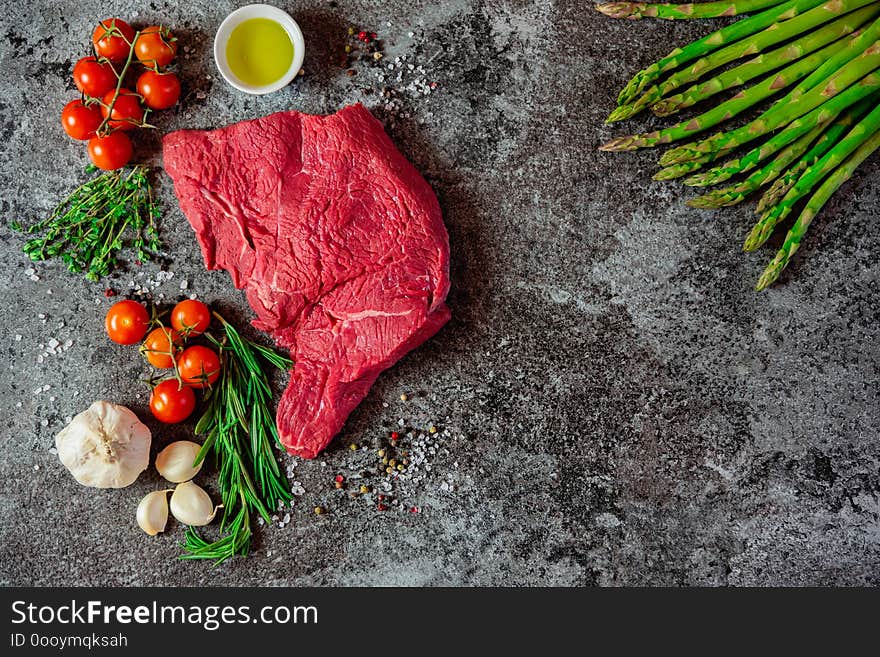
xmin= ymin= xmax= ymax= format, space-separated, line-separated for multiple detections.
xmin=162 ymin=104 xmax=451 ymax=458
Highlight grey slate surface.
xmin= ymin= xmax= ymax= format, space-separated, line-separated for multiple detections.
xmin=1 ymin=1 xmax=879 ymax=586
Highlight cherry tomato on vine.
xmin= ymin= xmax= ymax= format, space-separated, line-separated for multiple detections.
xmin=170 ymin=299 xmax=211 ymax=336
xmin=105 ymin=299 xmax=149 ymax=345
xmin=137 ymin=70 xmax=181 ymax=110
xmin=177 ymin=346 xmax=221 ymax=388
xmin=88 ymin=131 xmax=133 ymax=170
xmin=134 ymin=25 xmax=177 ymax=69
xmin=141 ymin=327 xmax=182 ymax=369
xmin=100 ymin=88 xmax=144 ymax=131
xmin=92 ymin=18 xmax=135 ymax=62
xmin=149 ymin=379 xmax=196 ymax=424
xmin=61 ymin=100 xmax=102 ymax=141
xmin=72 ymin=56 xmax=117 ymax=98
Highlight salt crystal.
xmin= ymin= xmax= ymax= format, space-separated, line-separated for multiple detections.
xmin=179 ymin=280 xmax=189 ymax=290
xmin=398 ymin=418 xmax=405 ymax=427
xmin=49 ymin=396 xmax=55 ymax=402
xmin=47 ymin=338 xmax=59 ymax=349
xmin=14 ymin=335 xmax=21 ymax=341
xmin=36 ymin=355 xmax=43 ymax=364
xmin=40 ymin=419 xmax=48 ymax=427
xmin=283 ymin=513 xmax=290 ymax=523
xmin=37 ymin=314 xmax=45 ymax=319
xmin=49 ymin=447 xmax=57 ymax=455
xmin=34 ymin=465 xmax=40 ymax=471
xmin=63 ymin=340 xmax=73 ymax=349
xmin=16 ymin=402 xmax=22 ymax=408
xmin=189 ymin=294 xmax=197 ymax=300
xmin=47 ymin=289 xmax=52 ymax=295
xmin=42 ymin=385 xmax=50 ymax=392
xmin=24 ymin=268 xmax=34 ymax=276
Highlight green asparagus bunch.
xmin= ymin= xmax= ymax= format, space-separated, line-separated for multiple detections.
xmin=596 ymin=0 xmax=880 ymax=290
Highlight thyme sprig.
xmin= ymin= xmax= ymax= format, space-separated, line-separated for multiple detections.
xmin=14 ymin=165 xmax=160 ymax=281
xmin=181 ymin=313 xmax=293 ymax=563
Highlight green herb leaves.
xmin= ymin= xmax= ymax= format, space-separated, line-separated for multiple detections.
xmin=14 ymin=165 xmax=160 ymax=281
xmin=181 ymin=314 xmax=293 ymax=563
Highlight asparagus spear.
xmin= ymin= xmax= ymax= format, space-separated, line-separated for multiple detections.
xmin=654 ymin=152 xmax=728 ymax=180
xmin=651 ymin=5 xmax=879 ymax=117
xmin=786 ymin=15 xmax=880 ymax=100
xmin=744 ymin=102 xmax=880 ymax=250
xmin=660 ymin=43 xmax=880 ymax=166
xmin=613 ymin=0 xmax=828 ymax=107
xmin=755 ymin=127 xmax=880 ymax=290
xmin=610 ymin=0 xmax=879 ymax=122
xmin=757 ymin=96 xmax=875 ymax=210
xmin=686 ymin=123 xmax=827 ymax=208
xmin=679 ymin=74 xmax=880 ymax=184
xmin=600 ymin=35 xmax=853 ymax=153
xmin=595 ymin=0 xmax=788 ymax=20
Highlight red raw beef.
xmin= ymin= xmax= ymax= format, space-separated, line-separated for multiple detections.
xmin=162 ymin=104 xmax=451 ymax=458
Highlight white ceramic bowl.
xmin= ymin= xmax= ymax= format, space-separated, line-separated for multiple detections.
xmin=213 ymin=4 xmax=305 ymax=95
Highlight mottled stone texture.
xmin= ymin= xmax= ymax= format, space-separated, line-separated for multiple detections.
xmin=1 ymin=1 xmax=878 ymax=586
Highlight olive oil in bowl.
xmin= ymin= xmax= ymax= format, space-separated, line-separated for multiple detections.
xmin=226 ymin=18 xmax=294 ymax=88
xmin=214 ymin=5 xmax=305 ymax=95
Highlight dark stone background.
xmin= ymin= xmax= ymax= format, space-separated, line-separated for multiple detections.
xmin=1 ymin=1 xmax=878 ymax=585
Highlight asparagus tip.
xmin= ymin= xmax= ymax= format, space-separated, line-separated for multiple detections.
xmin=594 ymin=3 xmax=643 ymax=20
xmin=606 ymin=104 xmax=636 ymax=123
xmin=599 ymin=135 xmax=640 ymax=152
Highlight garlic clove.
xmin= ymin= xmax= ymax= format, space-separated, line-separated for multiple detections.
xmin=169 ymin=481 xmax=221 ymax=527
xmin=155 ymin=440 xmax=204 ymax=483
xmin=137 ymin=490 xmax=172 ymax=536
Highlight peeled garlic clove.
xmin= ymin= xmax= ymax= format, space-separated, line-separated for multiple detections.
xmin=155 ymin=440 xmax=204 ymax=483
xmin=170 ymin=481 xmax=221 ymax=527
xmin=137 ymin=490 xmax=172 ymax=536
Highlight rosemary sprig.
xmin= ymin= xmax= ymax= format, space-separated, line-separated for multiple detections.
xmin=181 ymin=313 xmax=293 ymax=563
xmin=13 ymin=165 xmax=160 ymax=281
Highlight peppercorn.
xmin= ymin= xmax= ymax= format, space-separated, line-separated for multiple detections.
xmin=403 ymin=459 xmax=410 ymax=465
xmin=378 ymin=449 xmax=386 ymax=457
xmin=386 ymin=467 xmax=393 ymax=474
xmin=429 ymin=426 xmax=437 ymax=434
xmin=358 ymin=30 xmax=367 ymax=41
xmin=382 ymin=457 xmax=389 ymax=465
xmin=349 ymin=443 xmax=358 ymax=451
xmin=390 ymin=432 xmax=399 ymax=440
xmin=377 ymin=504 xmax=388 ymax=511
xmin=348 ymin=27 xmax=355 ymax=35
xmin=360 ymin=485 xmax=369 ymax=494
xmin=397 ymin=464 xmax=404 ymax=471
xmin=335 ymin=475 xmax=344 ymax=483
xmin=334 ymin=481 xmax=343 ymax=489
xmin=389 ymin=459 xmax=397 ymax=467
xmin=400 ymin=393 xmax=408 ymax=401
xmin=314 ymin=506 xmax=323 ymax=515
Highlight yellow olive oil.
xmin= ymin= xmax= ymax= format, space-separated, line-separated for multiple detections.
xmin=226 ymin=18 xmax=294 ymax=87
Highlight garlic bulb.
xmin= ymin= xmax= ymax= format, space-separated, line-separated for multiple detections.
xmin=137 ymin=490 xmax=172 ymax=536
xmin=170 ymin=481 xmax=221 ymax=526
xmin=55 ymin=401 xmax=151 ymax=488
xmin=155 ymin=440 xmax=204 ymax=483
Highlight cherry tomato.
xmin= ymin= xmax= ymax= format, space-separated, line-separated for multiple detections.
xmin=149 ymin=379 xmax=196 ymax=424
xmin=105 ymin=299 xmax=149 ymax=345
xmin=61 ymin=100 xmax=102 ymax=141
xmin=136 ymin=70 xmax=181 ymax=110
xmin=134 ymin=26 xmax=177 ymax=69
xmin=170 ymin=299 xmax=211 ymax=336
xmin=141 ymin=327 xmax=182 ymax=369
xmin=92 ymin=18 xmax=135 ymax=62
xmin=100 ymin=88 xmax=144 ymax=131
xmin=72 ymin=56 xmax=118 ymax=98
xmin=177 ymin=346 xmax=221 ymax=388
xmin=88 ymin=132 xmax=133 ymax=170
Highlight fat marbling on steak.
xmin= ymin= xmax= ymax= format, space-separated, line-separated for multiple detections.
xmin=162 ymin=104 xmax=451 ymax=458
